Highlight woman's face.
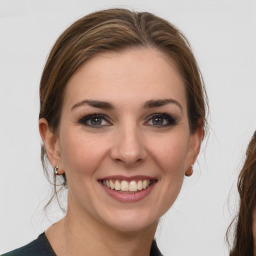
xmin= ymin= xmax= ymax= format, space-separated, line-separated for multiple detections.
xmin=46 ymin=48 xmax=202 ymax=232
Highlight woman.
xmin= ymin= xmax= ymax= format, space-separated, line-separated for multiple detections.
xmin=229 ymin=131 xmax=256 ymax=256
xmin=2 ymin=8 xmax=207 ymax=256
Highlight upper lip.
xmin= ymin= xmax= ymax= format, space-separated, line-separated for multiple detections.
xmin=98 ymin=175 xmax=158 ymax=182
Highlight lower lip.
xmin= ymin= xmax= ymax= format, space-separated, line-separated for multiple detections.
xmin=100 ymin=182 xmax=156 ymax=203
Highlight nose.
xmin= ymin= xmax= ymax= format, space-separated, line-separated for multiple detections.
xmin=110 ymin=124 xmax=147 ymax=167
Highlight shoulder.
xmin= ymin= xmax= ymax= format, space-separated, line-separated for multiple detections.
xmin=1 ymin=233 xmax=56 ymax=256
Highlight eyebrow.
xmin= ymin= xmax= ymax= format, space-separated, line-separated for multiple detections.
xmin=71 ymin=98 xmax=183 ymax=112
xmin=71 ymin=100 xmax=114 ymax=110
xmin=144 ymin=99 xmax=183 ymax=113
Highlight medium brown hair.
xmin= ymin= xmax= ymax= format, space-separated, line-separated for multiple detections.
xmin=39 ymin=8 xmax=208 ymax=205
xmin=229 ymin=132 xmax=256 ymax=255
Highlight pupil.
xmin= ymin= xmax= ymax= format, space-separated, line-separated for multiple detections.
xmin=91 ymin=118 xmax=102 ymax=125
xmin=153 ymin=117 xmax=163 ymax=125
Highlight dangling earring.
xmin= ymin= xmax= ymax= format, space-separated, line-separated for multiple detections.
xmin=185 ymin=165 xmax=193 ymax=177
xmin=54 ymin=166 xmax=59 ymax=175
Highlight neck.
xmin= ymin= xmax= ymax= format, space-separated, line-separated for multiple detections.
xmin=46 ymin=200 xmax=157 ymax=256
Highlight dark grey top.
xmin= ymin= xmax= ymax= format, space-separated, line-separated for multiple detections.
xmin=2 ymin=233 xmax=163 ymax=256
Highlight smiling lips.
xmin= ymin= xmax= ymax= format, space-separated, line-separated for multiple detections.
xmin=100 ymin=176 xmax=157 ymax=193
xmin=103 ymin=179 xmax=151 ymax=192
xmin=99 ymin=176 xmax=157 ymax=202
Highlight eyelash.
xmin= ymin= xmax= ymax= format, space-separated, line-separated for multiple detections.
xmin=78 ymin=114 xmax=111 ymax=128
xmin=145 ymin=113 xmax=177 ymax=127
xmin=78 ymin=113 xmax=177 ymax=128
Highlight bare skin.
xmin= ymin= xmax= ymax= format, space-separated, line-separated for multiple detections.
xmin=40 ymin=47 xmax=203 ymax=256
xmin=46 ymin=200 xmax=157 ymax=256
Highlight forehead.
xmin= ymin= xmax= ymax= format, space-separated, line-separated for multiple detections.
xmin=63 ymin=47 xmax=187 ymax=110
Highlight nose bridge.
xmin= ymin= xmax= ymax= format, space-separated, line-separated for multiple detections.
xmin=111 ymin=120 xmax=146 ymax=165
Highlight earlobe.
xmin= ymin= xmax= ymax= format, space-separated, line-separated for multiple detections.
xmin=39 ymin=118 xmax=61 ymax=168
xmin=185 ymin=165 xmax=194 ymax=177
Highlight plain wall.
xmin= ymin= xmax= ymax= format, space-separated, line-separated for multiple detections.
xmin=0 ymin=0 xmax=256 ymax=255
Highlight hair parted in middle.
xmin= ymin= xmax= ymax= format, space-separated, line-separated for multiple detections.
xmin=39 ymin=8 xmax=208 ymax=205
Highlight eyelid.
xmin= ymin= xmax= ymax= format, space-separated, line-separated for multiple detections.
xmin=78 ymin=113 xmax=112 ymax=127
xmin=144 ymin=113 xmax=177 ymax=126
xmin=77 ymin=112 xmax=177 ymax=128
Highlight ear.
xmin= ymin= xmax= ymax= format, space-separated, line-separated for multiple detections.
xmin=186 ymin=122 xmax=204 ymax=169
xmin=39 ymin=118 xmax=64 ymax=174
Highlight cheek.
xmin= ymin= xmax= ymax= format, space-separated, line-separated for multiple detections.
xmin=59 ymin=130 xmax=109 ymax=177
xmin=148 ymin=132 xmax=190 ymax=175
xmin=147 ymin=132 xmax=190 ymax=212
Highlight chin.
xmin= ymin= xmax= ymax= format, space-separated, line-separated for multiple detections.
xmin=100 ymin=208 xmax=159 ymax=234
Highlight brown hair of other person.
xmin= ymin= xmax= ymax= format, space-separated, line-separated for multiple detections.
xmin=229 ymin=132 xmax=256 ymax=256
xmin=39 ymin=8 xmax=208 ymax=207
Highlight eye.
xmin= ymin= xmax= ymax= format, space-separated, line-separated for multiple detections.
xmin=78 ymin=114 xmax=111 ymax=127
xmin=145 ymin=113 xmax=177 ymax=127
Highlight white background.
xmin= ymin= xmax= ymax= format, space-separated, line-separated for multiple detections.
xmin=0 ymin=0 xmax=255 ymax=255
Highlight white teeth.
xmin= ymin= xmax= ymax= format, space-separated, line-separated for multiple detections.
xmin=114 ymin=180 xmax=121 ymax=191
xmin=142 ymin=180 xmax=148 ymax=189
xmin=137 ymin=180 xmax=142 ymax=190
xmin=121 ymin=180 xmax=129 ymax=191
xmin=110 ymin=180 xmax=115 ymax=189
xmin=129 ymin=181 xmax=137 ymax=192
xmin=103 ymin=179 xmax=152 ymax=192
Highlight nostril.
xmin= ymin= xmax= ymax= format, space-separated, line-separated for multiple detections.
xmin=109 ymin=129 xmax=147 ymax=165
xmin=110 ymin=146 xmax=147 ymax=165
